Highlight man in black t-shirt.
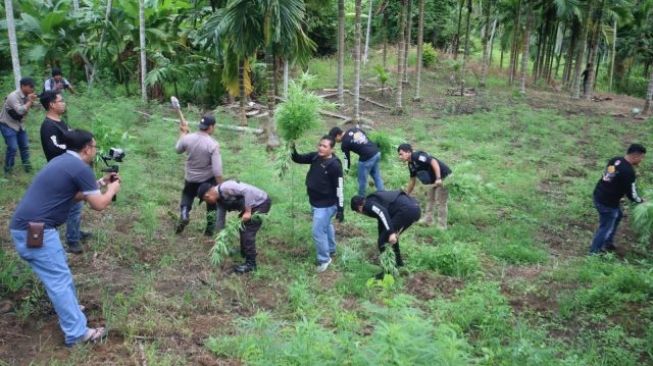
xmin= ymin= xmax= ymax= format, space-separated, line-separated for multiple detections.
xmin=39 ymin=91 xmax=89 ymax=254
xmin=351 ymin=191 xmax=421 ymax=277
xmin=329 ymin=125 xmax=384 ymax=196
xmin=590 ymin=144 xmax=646 ymax=254
xmin=291 ymin=135 xmax=344 ymax=273
xmin=398 ymin=143 xmax=451 ymax=229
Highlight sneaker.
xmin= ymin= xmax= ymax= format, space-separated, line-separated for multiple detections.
xmin=316 ymin=258 xmax=332 ymax=273
xmin=80 ymin=231 xmax=93 ymax=242
xmin=23 ymin=164 xmax=32 ymax=173
xmin=329 ymin=251 xmax=336 ymax=258
xmin=604 ymin=244 xmax=617 ymax=252
xmin=203 ymin=227 xmax=215 ymax=237
xmin=234 ymin=261 xmax=257 ymax=274
xmin=66 ymin=242 xmax=83 ymax=254
xmin=175 ymin=219 xmax=189 ymax=234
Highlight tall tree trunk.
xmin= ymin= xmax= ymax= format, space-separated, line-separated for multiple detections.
xmin=90 ymin=0 xmax=112 ymax=91
xmin=572 ymin=0 xmax=592 ymax=99
xmin=5 ymin=0 xmax=21 ymax=89
xmin=414 ymin=0 xmax=425 ymax=101
xmin=395 ymin=0 xmax=407 ymax=114
xmin=382 ymin=9 xmax=388 ymax=69
xmin=363 ymin=0 xmax=373 ymax=64
xmin=563 ymin=18 xmax=579 ymax=86
xmin=239 ymin=59 xmax=247 ymax=126
xmin=403 ymin=0 xmax=413 ymax=84
xmin=584 ymin=0 xmax=605 ymax=99
xmin=454 ymin=0 xmax=464 ymax=59
xmin=554 ymin=23 xmax=566 ymax=80
xmin=533 ymin=18 xmax=546 ymax=81
xmin=480 ymin=1 xmax=493 ymax=87
xmin=500 ymin=45 xmax=504 ymax=70
xmin=283 ymin=59 xmax=289 ymax=98
xmin=139 ymin=0 xmax=147 ymax=102
xmin=520 ymin=2 xmax=532 ymax=95
xmin=644 ymin=65 xmax=653 ymax=114
xmin=489 ymin=20 xmax=498 ymax=66
xmin=353 ymin=0 xmax=362 ymax=123
xmin=508 ymin=0 xmax=522 ymax=85
xmin=460 ymin=0 xmax=472 ymax=96
xmin=337 ymin=0 xmax=345 ymax=106
xmin=266 ymin=44 xmax=280 ymax=148
xmin=608 ymin=18 xmax=617 ymax=92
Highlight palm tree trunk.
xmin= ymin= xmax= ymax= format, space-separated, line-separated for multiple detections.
xmin=608 ymin=19 xmax=616 ymax=92
xmin=520 ymin=2 xmax=532 ymax=95
xmin=353 ymin=0 xmax=362 ymax=124
xmin=382 ymin=9 xmax=388 ymax=69
xmin=414 ymin=0 xmax=425 ymax=101
xmin=403 ymin=0 xmax=413 ymax=84
xmin=500 ymin=45 xmax=504 ymax=70
xmin=584 ymin=0 xmax=605 ymax=99
xmin=460 ymin=0 xmax=472 ymax=96
xmin=572 ymin=0 xmax=592 ymax=99
xmin=5 ymin=0 xmax=21 ymax=89
xmin=480 ymin=1 xmax=493 ymax=88
xmin=395 ymin=0 xmax=407 ymax=114
xmin=453 ymin=0 xmax=464 ymax=59
xmin=239 ymin=59 xmax=247 ymax=126
xmin=283 ymin=59 xmax=289 ymax=98
xmin=90 ymin=0 xmax=112 ymax=91
xmin=337 ymin=0 xmax=345 ymax=106
xmin=266 ymin=45 xmax=280 ymax=148
xmin=363 ymin=0 xmax=373 ymax=64
xmin=508 ymin=0 xmax=522 ymax=85
xmin=489 ymin=20 xmax=498 ymax=66
xmin=139 ymin=0 xmax=147 ymax=102
xmin=644 ymin=65 xmax=653 ymax=114
xmin=563 ymin=19 xmax=579 ymax=86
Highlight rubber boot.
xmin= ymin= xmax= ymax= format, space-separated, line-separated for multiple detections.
xmin=234 ymin=259 xmax=257 ymax=274
xmin=175 ymin=206 xmax=190 ymax=234
xmin=393 ymin=244 xmax=404 ymax=267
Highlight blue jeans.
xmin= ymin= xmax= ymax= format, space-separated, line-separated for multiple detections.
xmin=0 ymin=123 xmax=30 ymax=173
xmin=66 ymin=202 xmax=83 ymax=244
xmin=589 ymin=200 xmax=623 ymax=254
xmin=357 ymin=152 xmax=384 ymax=196
xmin=11 ymin=229 xmax=88 ymax=345
xmin=311 ymin=205 xmax=337 ymax=264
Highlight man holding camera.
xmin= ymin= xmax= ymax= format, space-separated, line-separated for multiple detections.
xmin=9 ymin=129 xmax=120 ymax=347
xmin=0 ymin=77 xmax=38 ymax=175
xmin=175 ymin=115 xmax=223 ymax=236
xmin=197 ymin=180 xmax=271 ymax=273
xmin=39 ymin=91 xmax=90 ymax=254
xmin=398 ymin=143 xmax=451 ymax=229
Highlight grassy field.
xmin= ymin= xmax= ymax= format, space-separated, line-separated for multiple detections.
xmin=1 ymin=52 xmax=652 ymax=365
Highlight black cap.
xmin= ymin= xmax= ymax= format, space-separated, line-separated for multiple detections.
xmin=199 ymin=115 xmax=216 ymax=130
xmin=197 ymin=182 xmax=214 ymax=202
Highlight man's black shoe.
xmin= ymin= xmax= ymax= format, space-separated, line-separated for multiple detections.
xmin=66 ymin=242 xmax=83 ymax=254
xmin=604 ymin=244 xmax=617 ymax=252
xmin=175 ymin=219 xmax=189 ymax=234
xmin=80 ymin=231 xmax=93 ymax=242
xmin=234 ymin=261 xmax=257 ymax=274
xmin=204 ymin=227 xmax=215 ymax=237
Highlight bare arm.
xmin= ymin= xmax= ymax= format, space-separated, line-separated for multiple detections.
xmin=430 ymin=159 xmax=442 ymax=183
xmin=85 ymin=181 xmax=120 ymax=210
xmin=406 ymin=177 xmax=416 ymax=195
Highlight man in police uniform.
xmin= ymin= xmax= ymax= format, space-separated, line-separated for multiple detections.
xmin=398 ymin=143 xmax=451 ymax=229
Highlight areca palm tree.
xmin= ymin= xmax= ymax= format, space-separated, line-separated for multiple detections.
xmin=5 ymin=0 xmax=22 ymax=88
xmin=139 ymin=0 xmax=147 ymax=102
xmin=353 ymin=0 xmax=362 ymax=123
xmin=413 ymin=0 xmax=424 ymax=101
xmin=337 ymin=0 xmax=345 ymax=106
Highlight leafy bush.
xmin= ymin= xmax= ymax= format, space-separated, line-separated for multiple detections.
xmin=417 ymin=242 xmax=480 ymax=277
xmin=422 ymin=43 xmax=438 ymax=67
xmin=0 ymin=249 xmax=33 ymax=297
xmin=276 ymin=80 xmax=324 ymax=142
xmin=433 ymin=282 xmax=512 ymax=337
xmin=632 ymin=197 xmax=653 ymax=244
xmin=368 ymin=130 xmax=401 ymax=162
xmin=372 ymin=64 xmax=389 ymax=90
xmin=487 ymin=242 xmax=548 ymax=264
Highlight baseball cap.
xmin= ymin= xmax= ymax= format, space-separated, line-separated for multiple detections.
xmin=197 ymin=182 xmax=214 ymax=202
xmin=199 ymin=115 xmax=216 ymax=130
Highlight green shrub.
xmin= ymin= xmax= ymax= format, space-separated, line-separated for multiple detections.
xmin=487 ymin=242 xmax=548 ymax=264
xmin=417 ymin=242 xmax=480 ymax=277
xmin=368 ymin=130 xmax=402 ymax=162
xmin=0 ymin=249 xmax=33 ymax=296
xmin=422 ymin=43 xmax=438 ymax=67
xmin=632 ymin=196 xmax=653 ymax=244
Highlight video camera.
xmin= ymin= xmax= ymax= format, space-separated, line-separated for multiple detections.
xmin=100 ymin=148 xmax=125 ymax=201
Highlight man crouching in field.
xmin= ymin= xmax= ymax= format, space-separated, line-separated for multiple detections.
xmin=9 ymin=130 xmax=120 ymax=347
xmin=197 ymin=180 xmax=271 ymax=273
xmin=350 ymin=191 xmax=421 ymax=279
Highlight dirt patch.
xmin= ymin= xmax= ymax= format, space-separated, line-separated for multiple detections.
xmin=405 ymin=271 xmax=465 ymax=300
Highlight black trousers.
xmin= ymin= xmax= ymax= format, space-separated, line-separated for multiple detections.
xmin=180 ymin=178 xmax=217 ymax=219
xmin=377 ymin=196 xmax=421 ymax=251
xmin=240 ymin=198 xmax=272 ymax=261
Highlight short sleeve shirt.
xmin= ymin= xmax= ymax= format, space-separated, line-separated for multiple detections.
xmin=10 ymin=152 xmax=99 ymax=230
xmin=408 ymin=151 xmax=451 ymax=184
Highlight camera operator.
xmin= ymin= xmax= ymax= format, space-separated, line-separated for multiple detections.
xmin=197 ymin=180 xmax=271 ymax=273
xmin=9 ymin=129 xmax=120 ymax=347
xmin=0 ymin=77 xmax=38 ymax=175
xmin=175 ymin=115 xmax=223 ymax=236
xmin=39 ymin=91 xmax=91 ymax=254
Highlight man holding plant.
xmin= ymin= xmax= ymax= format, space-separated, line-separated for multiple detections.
xmin=291 ymin=136 xmax=344 ymax=273
xmin=590 ymin=144 xmax=646 ymax=254
xmin=197 ymin=180 xmax=271 ymax=274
